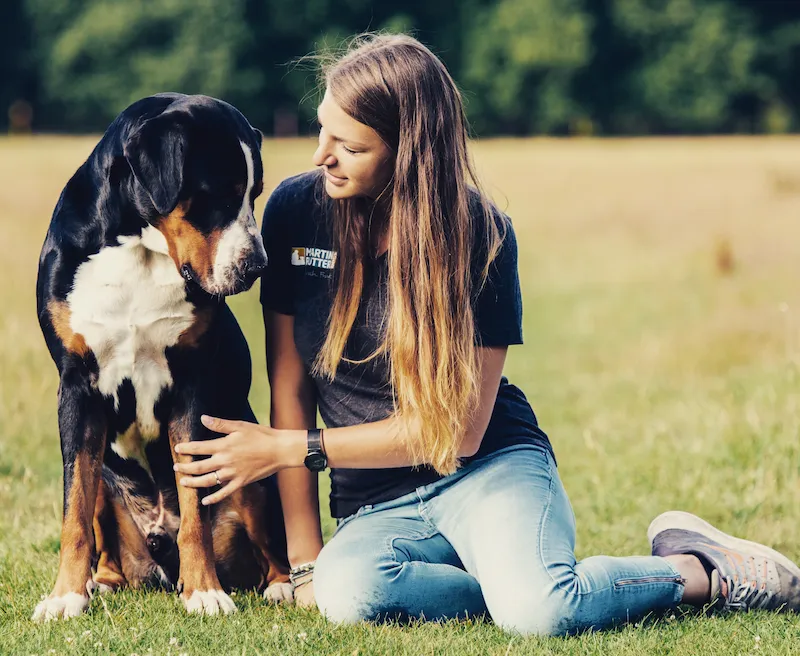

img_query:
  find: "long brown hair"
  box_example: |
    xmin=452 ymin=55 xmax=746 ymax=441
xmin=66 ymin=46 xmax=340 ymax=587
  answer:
xmin=314 ymin=34 xmax=505 ymax=474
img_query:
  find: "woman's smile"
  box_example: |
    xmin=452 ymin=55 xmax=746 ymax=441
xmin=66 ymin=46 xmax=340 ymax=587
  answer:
xmin=323 ymin=168 xmax=348 ymax=186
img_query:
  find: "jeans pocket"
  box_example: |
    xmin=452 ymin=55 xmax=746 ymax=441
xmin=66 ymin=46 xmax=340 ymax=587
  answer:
xmin=333 ymin=504 xmax=373 ymax=536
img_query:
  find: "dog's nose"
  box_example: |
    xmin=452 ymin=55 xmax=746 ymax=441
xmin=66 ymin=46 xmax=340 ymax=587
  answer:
xmin=247 ymin=246 xmax=268 ymax=274
xmin=146 ymin=532 xmax=169 ymax=556
xmin=244 ymin=259 xmax=267 ymax=277
xmin=240 ymin=255 xmax=267 ymax=287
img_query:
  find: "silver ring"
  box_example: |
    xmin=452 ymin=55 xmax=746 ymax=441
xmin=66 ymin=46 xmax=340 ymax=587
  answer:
xmin=214 ymin=471 xmax=221 ymax=486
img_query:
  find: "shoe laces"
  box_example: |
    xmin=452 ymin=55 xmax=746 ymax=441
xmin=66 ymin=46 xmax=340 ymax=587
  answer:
xmin=723 ymin=574 xmax=774 ymax=610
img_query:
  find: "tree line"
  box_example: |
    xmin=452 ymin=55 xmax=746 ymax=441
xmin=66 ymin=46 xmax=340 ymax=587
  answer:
xmin=2 ymin=0 xmax=799 ymax=136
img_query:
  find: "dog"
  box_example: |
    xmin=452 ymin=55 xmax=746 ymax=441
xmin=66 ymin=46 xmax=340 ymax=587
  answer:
xmin=33 ymin=93 xmax=291 ymax=621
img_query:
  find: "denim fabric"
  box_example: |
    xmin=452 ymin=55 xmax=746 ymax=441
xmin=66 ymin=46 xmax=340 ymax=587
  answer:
xmin=313 ymin=444 xmax=685 ymax=636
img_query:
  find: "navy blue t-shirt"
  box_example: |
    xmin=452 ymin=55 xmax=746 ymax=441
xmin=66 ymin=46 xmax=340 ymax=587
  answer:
xmin=260 ymin=170 xmax=552 ymax=518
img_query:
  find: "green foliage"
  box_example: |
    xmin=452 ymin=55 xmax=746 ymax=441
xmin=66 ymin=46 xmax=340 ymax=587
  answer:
xmin=611 ymin=0 xmax=761 ymax=133
xmin=27 ymin=0 xmax=259 ymax=130
xmin=4 ymin=0 xmax=800 ymax=134
xmin=463 ymin=0 xmax=593 ymax=134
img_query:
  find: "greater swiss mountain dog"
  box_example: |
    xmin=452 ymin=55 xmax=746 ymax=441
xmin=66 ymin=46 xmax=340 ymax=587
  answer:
xmin=34 ymin=93 xmax=291 ymax=620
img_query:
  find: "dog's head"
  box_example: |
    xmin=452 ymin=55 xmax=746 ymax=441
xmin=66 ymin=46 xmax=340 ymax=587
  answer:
xmin=124 ymin=94 xmax=267 ymax=296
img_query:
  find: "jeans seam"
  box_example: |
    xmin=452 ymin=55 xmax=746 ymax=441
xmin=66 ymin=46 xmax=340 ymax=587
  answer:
xmin=416 ymin=492 xmax=439 ymax=533
xmin=536 ymin=452 xmax=607 ymax=597
xmin=383 ymin=527 xmax=440 ymax=564
xmin=537 ymin=451 xmax=557 ymax=586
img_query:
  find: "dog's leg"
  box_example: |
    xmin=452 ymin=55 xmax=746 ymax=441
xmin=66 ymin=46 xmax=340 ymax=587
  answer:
xmin=168 ymin=413 xmax=236 ymax=615
xmin=91 ymin=477 xmax=127 ymax=593
xmin=233 ymin=484 xmax=293 ymax=603
xmin=211 ymin=507 xmax=261 ymax=591
xmin=33 ymin=372 xmax=107 ymax=621
xmin=212 ymin=487 xmax=292 ymax=602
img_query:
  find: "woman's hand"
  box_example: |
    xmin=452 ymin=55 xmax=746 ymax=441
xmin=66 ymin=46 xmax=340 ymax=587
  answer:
xmin=173 ymin=415 xmax=305 ymax=505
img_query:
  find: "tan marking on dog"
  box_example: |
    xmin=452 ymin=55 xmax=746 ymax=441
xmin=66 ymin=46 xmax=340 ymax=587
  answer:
xmin=51 ymin=453 xmax=102 ymax=598
xmin=48 ymin=300 xmax=90 ymax=357
xmin=229 ymin=486 xmax=290 ymax=588
xmin=92 ymin=479 xmax=127 ymax=591
xmin=156 ymin=202 xmax=223 ymax=287
xmin=168 ymin=415 xmax=227 ymax=605
xmin=177 ymin=305 xmax=215 ymax=348
xmin=211 ymin=508 xmax=263 ymax=590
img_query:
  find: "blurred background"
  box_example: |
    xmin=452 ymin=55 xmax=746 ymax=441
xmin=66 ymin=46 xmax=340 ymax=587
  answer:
xmin=3 ymin=0 xmax=800 ymax=137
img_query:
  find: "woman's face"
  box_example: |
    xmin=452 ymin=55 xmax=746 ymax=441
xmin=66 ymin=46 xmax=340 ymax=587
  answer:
xmin=312 ymin=90 xmax=394 ymax=200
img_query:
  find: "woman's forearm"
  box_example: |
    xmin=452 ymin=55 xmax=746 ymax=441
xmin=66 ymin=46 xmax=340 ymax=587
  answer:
xmin=271 ymin=394 xmax=324 ymax=565
xmin=278 ymin=416 xmax=478 ymax=471
xmin=278 ymin=348 xmax=508 ymax=471
xmin=276 ymin=468 xmax=323 ymax=565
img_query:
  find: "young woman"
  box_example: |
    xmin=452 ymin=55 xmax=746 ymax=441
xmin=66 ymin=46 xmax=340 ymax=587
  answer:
xmin=173 ymin=34 xmax=800 ymax=635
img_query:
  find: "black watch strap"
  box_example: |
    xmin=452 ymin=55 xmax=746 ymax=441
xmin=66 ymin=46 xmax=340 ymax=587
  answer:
xmin=304 ymin=428 xmax=327 ymax=472
xmin=307 ymin=428 xmax=322 ymax=454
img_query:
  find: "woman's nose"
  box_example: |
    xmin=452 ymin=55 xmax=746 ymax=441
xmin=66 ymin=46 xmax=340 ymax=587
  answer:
xmin=312 ymin=138 xmax=336 ymax=168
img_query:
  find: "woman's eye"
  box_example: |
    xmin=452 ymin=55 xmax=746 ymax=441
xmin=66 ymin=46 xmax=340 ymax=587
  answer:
xmin=342 ymin=145 xmax=359 ymax=155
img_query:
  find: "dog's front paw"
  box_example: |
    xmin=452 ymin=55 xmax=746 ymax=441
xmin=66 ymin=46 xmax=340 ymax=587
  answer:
xmin=32 ymin=592 xmax=90 ymax=622
xmin=93 ymin=582 xmax=115 ymax=595
xmin=263 ymin=582 xmax=293 ymax=604
xmin=93 ymin=566 xmax=126 ymax=594
xmin=181 ymin=589 xmax=237 ymax=615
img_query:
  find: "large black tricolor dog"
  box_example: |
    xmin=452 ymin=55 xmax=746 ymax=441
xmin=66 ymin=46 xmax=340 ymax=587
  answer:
xmin=34 ymin=93 xmax=291 ymax=620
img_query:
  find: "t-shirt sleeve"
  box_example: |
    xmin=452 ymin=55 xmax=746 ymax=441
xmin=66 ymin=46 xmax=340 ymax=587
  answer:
xmin=473 ymin=216 xmax=524 ymax=347
xmin=259 ymin=183 xmax=295 ymax=315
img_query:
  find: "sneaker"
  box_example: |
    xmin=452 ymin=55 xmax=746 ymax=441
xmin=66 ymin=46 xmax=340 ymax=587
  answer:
xmin=648 ymin=510 xmax=800 ymax=612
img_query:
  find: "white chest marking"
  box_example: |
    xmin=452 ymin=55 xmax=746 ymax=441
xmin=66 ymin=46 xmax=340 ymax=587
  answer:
xmin=110 ymin=423 xmax=152 ymax=473
xmin=67 ymin=227 xmax=193 ymax=439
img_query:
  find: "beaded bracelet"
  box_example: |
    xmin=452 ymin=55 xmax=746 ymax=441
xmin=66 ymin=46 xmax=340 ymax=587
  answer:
xmin=289 ymin=561 xmax=316 ymax=588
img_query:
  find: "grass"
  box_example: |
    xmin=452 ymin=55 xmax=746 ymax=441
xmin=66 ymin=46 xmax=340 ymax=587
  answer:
xmin=1 ymin=135 xmax=800 ymax=654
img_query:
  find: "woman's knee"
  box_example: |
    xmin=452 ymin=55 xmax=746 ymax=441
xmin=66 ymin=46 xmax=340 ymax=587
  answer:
xmin=313 ymin=546 xmax=399 ymax=624
xmin=487 ymin=587 xmax=578 ymax=637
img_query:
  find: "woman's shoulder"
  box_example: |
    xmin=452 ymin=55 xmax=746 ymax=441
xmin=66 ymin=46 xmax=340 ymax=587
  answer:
xmin=467 ymin=187 xmax=515 ymax=243
xmin=262 ymin=170 xmax=326 ymax=234
xmin=268 ymin=169 xmax=325 ymax=210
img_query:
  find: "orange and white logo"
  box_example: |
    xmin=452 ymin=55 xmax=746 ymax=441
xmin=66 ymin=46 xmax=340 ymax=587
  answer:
xmin=292 ymin=246 xmax=336 ymax=270
xmin=291 ymin=247 xmax=306 ymax=266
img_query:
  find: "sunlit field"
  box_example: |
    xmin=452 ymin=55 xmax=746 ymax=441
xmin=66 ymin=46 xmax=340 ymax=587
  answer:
xmin=2 ymin=135 xmax=800 ymax=654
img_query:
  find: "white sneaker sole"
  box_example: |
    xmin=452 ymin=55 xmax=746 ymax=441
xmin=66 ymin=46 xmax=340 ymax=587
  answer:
xmin=648 ymin=510 xmax=800 ymax=578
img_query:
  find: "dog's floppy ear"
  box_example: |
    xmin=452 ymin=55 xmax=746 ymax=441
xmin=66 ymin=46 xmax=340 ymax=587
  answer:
xmin=124 ymin=114 xmax=187 ymax=215
xmin=252 ymin=126 xmax=263 ymax=151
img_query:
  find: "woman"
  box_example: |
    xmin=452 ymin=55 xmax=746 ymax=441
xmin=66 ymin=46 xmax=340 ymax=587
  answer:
xmin=173 ymin=34 xmax=800 ymax=635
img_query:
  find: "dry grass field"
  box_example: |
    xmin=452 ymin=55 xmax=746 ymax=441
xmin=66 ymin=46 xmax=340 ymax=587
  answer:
xmin=1 ymin=135 xmax=800 ymax=654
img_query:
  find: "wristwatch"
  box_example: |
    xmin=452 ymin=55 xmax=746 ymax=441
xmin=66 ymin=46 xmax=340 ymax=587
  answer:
xmin=303 ymin=428 xmax=327 ymax=472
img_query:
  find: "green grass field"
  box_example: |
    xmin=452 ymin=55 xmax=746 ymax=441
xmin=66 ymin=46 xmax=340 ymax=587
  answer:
xmin=2 ymin=135 xmax=800 ymax=654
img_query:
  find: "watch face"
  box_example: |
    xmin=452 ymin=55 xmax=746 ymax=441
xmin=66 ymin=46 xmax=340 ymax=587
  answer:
xmin=304 ymin=452 xmax=327 ymax=471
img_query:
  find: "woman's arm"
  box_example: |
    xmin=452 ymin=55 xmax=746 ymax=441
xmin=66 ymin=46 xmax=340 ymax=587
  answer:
xmin=264 ymin=310 xmax=324 ymax=567
xmin=313 ymin=345 xmax=507 ymax=467
xmin=174 ymin=346 xmax=508 ymax=497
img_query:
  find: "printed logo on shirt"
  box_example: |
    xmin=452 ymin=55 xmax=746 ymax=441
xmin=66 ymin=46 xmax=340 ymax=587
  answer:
xmin=292 ymin=246 xmax=337 ymax=270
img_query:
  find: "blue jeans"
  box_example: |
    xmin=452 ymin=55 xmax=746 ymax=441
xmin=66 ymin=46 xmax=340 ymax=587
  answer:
xmin=314 ymin=444 xmax=685 ymax=636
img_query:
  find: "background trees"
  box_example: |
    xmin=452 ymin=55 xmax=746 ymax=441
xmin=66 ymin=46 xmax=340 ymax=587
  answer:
xmin=4 ymin=0 xmax=799 ymax=135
